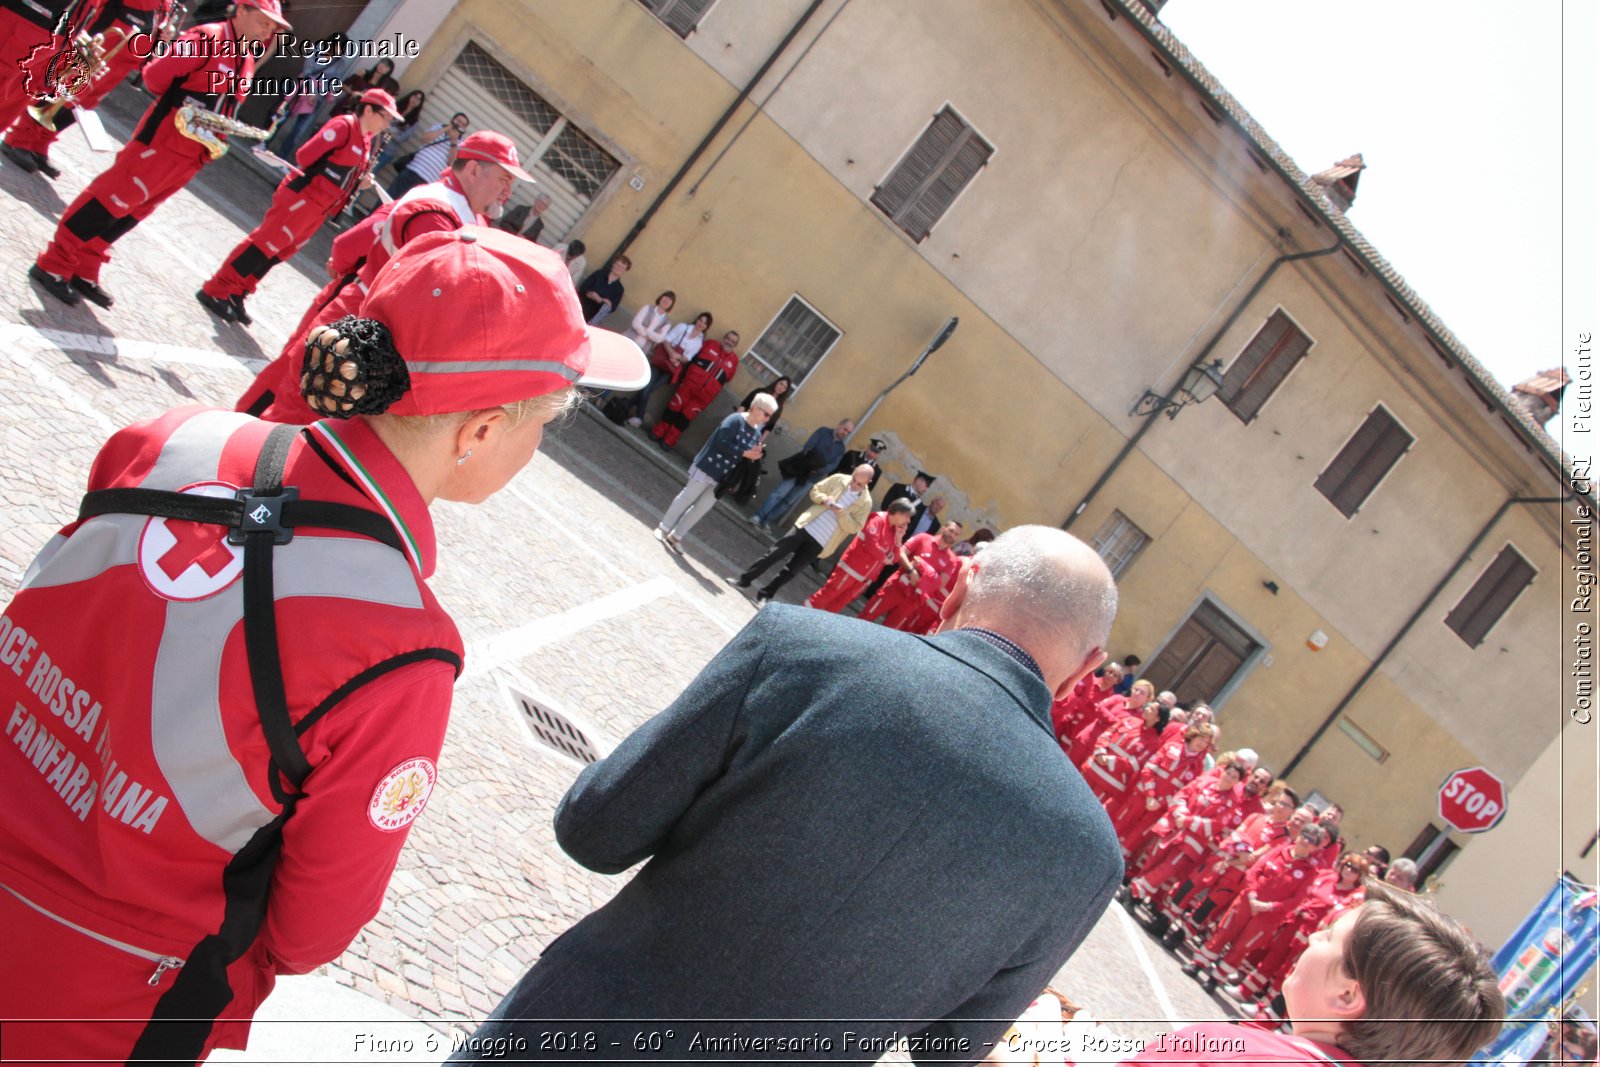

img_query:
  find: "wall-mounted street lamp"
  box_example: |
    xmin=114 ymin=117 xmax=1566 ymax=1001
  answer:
xmin=1131 ymin=359 xmax=1227 ymax=419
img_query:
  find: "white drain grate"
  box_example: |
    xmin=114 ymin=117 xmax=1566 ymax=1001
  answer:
xmin=507 ymin=686 xmax=602 ymax=765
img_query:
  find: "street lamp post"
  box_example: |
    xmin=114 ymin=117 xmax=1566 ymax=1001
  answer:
xmin=849 ymin=317 xmax=959 ymax=444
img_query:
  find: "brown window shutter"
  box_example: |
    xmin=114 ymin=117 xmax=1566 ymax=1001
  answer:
xmin=872 ymin=107 xmax=990 ymax=241
xmin=1221 ymin=312 xmax=1312 ymax=423
xmin=1445 ymin=546 xmax=1535 ymax=648
xmin=1316 ymin=407 xmax=1414 ymax=517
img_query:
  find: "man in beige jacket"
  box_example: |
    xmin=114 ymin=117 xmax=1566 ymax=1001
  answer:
xmin=727 ymin=464 xmax=876 ymax=604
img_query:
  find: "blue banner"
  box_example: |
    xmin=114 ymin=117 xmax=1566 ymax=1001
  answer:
xmin=1472 ymin=875 xmax=1599 ymax=1065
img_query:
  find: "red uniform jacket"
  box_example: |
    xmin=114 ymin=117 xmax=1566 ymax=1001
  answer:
xmin=1241 ymin=847 xmax=1323 ymax=920
xmin=134 ymin=20 xmax=256 ymax=162
xmin=671 ymin=339 xmax=739 ymax=418
xmin=1083 ymin=717 xmax=1164 ymax=796
xmin=286 ymin=113 xmax=373 ymax=214
xmin=835 ymin=511 xmax=904 ymax=586
xmin=0 ymin=411 xmax=463 ymax=1059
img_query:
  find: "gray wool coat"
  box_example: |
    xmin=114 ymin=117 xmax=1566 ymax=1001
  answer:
xmin=460 ymin=605 xmax=1123 ymax=1065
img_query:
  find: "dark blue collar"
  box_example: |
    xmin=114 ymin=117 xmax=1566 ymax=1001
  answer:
xmin=958 ymin=628 xmax=1043 ymax=682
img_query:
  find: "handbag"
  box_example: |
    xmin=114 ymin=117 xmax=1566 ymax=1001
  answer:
xmin=649 ymin=342 xmax=682 ymax=374
xmin=777 ymin=447 xmax=820 ymax=480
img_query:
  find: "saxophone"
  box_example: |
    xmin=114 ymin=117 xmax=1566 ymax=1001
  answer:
xmin=174 ymin=102 xmax=275 ymax=161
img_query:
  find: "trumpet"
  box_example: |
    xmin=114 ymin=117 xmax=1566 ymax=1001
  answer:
xmin=174 ymin=103 xmax=276 ymax=161
xmin=28 ymin=27 xmax=131 ymax=132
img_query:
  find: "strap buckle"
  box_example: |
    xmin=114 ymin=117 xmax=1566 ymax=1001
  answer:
xmin=229 ymin=487 xmax=299 ymax=545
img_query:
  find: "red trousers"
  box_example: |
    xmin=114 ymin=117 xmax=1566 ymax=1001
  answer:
xmin=239 ymin=277 xmax=365 ymax=422
xmin=1135 ymin=839 xmax=1205 ymax=899
xmin=860 ymin=577 xmax=922 ymax=630
xmin=1111 ymin=794 xmax=1169 ymax=858
xmin=0 ymin=13 xmax=55 ymax=137
xmin=38 ymin=136 xmax=207 ymax=283
xmin=807 ymin=563 xmax=879 ymax=613
xmin=204 ymin=183 xmax=341 ymax=300
xmin=5 ymin=43 xmax=143 ymax=155
xmin=1198 ymin=898 xmax=1281 ymax=971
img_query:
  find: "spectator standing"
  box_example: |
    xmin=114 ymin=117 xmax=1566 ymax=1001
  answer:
xmin=386 ymin=112 xmax=470 ymax=201
xmin=652 ymin=329 xmax=742 ymax=449
xmin=750 ymin=418 xmax=854 ymax=531
xmin=653 ymin=395 xmax=774 ymax=552
xmin=1114 ymin=655 xmax=1142 ymax=696
xmin=833 ymin=436 xmax=888 ymax=492
xmin=716 ymin=377 xmax=794 ymax=504
xmin=578 ymin=256 xmax=631 ymax=325
xmin=558 ymin=239 xmax=587 ymax=283
xmin=497 ymin=192 xmax=554 ymax=243
xmin=727 ymin=463 xmax=876 ymax=604
xmin=452 ymin=527 xmax=1123 ymax=1061
xmin=629 ymin=310 xmax=708 ymax=426
xmin=333 ymin=58 xmax=400 ymax=112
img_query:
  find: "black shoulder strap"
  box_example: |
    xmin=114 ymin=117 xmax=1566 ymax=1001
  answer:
xmin=75 ymin=425 xmax=413 ymax=800
xmin=241 ymin=425 xmax=310 ymax=799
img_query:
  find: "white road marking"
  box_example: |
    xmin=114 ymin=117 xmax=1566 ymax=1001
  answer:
xmin=1 ymin=324 xmax=262 ymax=374
xmin=460 ymin=577 xmax=677 ymax=682
xmin=1113 ymin=902 xmax=1184 ymax=1028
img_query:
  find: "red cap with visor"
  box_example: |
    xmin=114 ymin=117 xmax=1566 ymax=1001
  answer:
xmin=236 ymin=0 xmax=291 ymax=29
xmin=357 ymin=227 xmax=649 ymax=416
xmin=452 ymin=131 xmax=534 ymax=182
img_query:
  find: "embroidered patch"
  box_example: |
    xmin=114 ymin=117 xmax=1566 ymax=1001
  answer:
xmin=368 ymin=757 xmax=437 ymax=832
xmin=323 ymin=128 xmax=336 ymax=140
xmin=136 ymin=482 xmax=244 ymax=601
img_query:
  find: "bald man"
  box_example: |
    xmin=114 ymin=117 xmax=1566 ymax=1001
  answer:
xmin=727 ymin=462 xmax=877 ymax=605
xmin=458 ymin=527 xmax=1124 ymax=1062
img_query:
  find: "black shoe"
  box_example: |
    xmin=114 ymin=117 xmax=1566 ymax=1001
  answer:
xmin=29 ymin=263 xmax=80 ymax=305
xmin=71 ymin=277 xmax=114 ymax=308
xmin=1160 ymin=926 xmax=1187 ymax=950
xmin=2 ymin=142 xmax=39 ymax=173
xmin=196 ymin=289 xmax=235 ymax=322
xmin=1181 ymin=961 xmax=1204 ymax=978
xmin=723 ymin=575 xmax=749 ymax=589
xmin=229 ymin=295 xmax=252 ymax=325
xmin=754 ymin=592 xmax=772 ymax=606
xmin=32 ymin=151 xmax=60 ymax=179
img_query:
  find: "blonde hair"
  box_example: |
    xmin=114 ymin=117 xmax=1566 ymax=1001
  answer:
xmin=372 ymin=386 xmax=582 ymax=440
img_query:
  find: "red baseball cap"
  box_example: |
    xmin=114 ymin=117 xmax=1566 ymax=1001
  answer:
xmin=360 ymin=227 xmax=649 ymax=415
xmin=359 ymin=88 xmax=404 ymax=121
xmin=236 ymin=0 xmax=291 ymax=29
xmin=452 ymin=131 xmax=534 ymax=182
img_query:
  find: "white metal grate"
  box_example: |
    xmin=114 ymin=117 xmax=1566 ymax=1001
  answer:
xmin=508 ymin=686 xmax=602 ymax=765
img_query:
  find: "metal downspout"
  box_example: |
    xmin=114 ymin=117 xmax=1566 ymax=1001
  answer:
xmin=605 ymin=0 xmax=827 ymax=266
xmin=1280 ymin=494 xmax=1572 ymax=779
xmin=1062 ymin=236 xmax=1344 ymax=531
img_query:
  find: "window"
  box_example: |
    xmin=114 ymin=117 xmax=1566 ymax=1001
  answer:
xmin=1445 ymin=545 xmax=1536 ymax=648
xmin=1315 ymin=406 xmax=1414 ymax=517
xmin=1403 ymin=823 xmax=1461 ymax=882
xmin=871 ymin=106 xmax=993 ymax=243
xmin=1145 ymin=600 xmax=1262 ymax=707
xmin=637 ymin=0 xmax=715 ymax=37
xmin=1219 ymin=310 xmax=1312 ymax=423
xmin=1090 ymin=510 xmax=1149 ymax=578
xmin=747 ymin=297 xmax=841 ymax=386
xmin=436 ymin=44 xmax=622 ymax=242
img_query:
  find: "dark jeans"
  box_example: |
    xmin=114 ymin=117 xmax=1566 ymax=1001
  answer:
xmin=739 ymin=527 xmax=824 ymax=598
xmin=387 ymin=168 xmax=427 ymax=201
xmin=631 ymin=365 xmax=674 ymax=421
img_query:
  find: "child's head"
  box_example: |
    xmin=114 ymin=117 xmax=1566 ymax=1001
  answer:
xmin=1283 ymin=880 xmax=1503 ymax=1066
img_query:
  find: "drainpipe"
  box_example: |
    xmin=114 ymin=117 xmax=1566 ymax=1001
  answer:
xmin=1062 ymin=235 xmax=1344 ymax=531
xmin=1280 ymin=494 xmax=1572 ymax=779
xmin=606 ymin=0 xmax=827 ymax=266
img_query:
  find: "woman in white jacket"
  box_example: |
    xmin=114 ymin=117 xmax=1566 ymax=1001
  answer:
xmin=629 ymin=310 xmax=711 ymax=427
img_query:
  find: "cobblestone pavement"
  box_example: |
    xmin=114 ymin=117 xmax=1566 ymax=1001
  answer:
xmin=1 ymin=83 xmax=1226 ymax=1059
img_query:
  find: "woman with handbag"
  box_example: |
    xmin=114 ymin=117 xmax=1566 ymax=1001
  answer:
xmin=629 ymin=309 xmax=710 ymax=427
xmin=716 ymin=376 xmax=793 ymax=504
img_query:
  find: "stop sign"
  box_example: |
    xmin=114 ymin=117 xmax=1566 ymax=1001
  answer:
xmin=1438 ymin=767 xmax=1507 ymax=834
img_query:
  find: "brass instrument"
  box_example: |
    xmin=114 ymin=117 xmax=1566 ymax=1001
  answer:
xmin=27 ymin=27 xmax=130 ymax=131
xmin=174 ymin=103 xmax=275 ymax=161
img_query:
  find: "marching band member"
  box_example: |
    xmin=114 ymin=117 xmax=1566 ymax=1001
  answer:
xmin=1 ymin=0 xmax=175 ymax=179
xmin=28 ymin=0 xmax=289 ymax=309
xmin=0 ymin=0 xmax=95 ymax=138
xmin=196 ymin=87 xmax=402 ymax=325
xmin=0 ymin=228 xmax=649 ymax=1064
xmin=236 ymin=129 xmax=534 ymax=423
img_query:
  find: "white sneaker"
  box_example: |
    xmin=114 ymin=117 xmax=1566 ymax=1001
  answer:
xmin=626 ymin=416 xmax=643 ymax=427
xmin=652 ymin=528 xmax=669 ymax=544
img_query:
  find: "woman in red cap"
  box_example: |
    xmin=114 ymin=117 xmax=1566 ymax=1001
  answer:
xmin=197 ymin=88 xmax=404 ymax=325
xmin=0 ymin=228 xmax=647 ymax=1064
